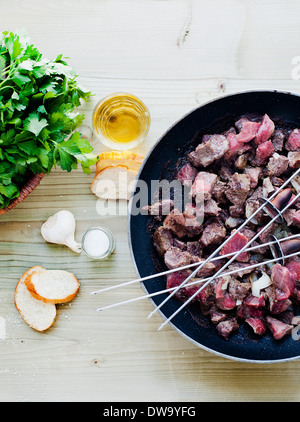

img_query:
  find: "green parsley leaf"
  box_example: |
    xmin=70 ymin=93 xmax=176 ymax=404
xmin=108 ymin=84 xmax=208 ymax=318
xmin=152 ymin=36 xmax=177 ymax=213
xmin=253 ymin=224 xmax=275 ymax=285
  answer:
xmin=23 ymin=113 xmax=48 ymax=137
xmin=0 ymin=31 xmax=97 ymax=208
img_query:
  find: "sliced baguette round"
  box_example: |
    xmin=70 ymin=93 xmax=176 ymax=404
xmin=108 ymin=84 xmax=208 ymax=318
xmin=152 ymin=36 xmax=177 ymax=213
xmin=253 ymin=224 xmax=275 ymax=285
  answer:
xmin=96 ymin=151 xmax=144 ymax=174
xmin=91 ymin=165 xmax=137 ymax=200
xmin=25 ymin=269 xmax=80 ymax=304
xmin=15 ymin=266 xmax=56 ymax=332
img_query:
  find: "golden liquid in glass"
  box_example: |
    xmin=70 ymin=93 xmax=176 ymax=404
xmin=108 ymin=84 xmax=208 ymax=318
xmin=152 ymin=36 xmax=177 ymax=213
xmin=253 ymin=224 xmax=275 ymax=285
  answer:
xmin=93 ymin=93 xmax=150 ymax=147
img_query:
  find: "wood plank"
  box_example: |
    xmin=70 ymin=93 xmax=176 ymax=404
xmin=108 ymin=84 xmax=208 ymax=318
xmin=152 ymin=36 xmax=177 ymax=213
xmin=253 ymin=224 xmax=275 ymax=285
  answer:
xmin=1 ymin=0 xmax=300 ymax=403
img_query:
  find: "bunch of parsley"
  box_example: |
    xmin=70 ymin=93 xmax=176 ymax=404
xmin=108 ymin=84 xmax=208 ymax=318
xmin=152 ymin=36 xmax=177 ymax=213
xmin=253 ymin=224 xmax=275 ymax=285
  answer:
xmin=0 ymin=31 xmax=97 ymax=208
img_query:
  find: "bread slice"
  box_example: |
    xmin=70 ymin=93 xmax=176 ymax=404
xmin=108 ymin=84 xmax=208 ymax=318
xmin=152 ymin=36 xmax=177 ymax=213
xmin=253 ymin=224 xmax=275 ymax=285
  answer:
xmin=25 ymin=269 xmax=80 ymax=304
xmin=96 ymin=151 xmax=144 ymax=174
xmin=15 ymin=266 xmax=56 ymax=332
xmin=91 ymin=165 xmax=137 ymax=200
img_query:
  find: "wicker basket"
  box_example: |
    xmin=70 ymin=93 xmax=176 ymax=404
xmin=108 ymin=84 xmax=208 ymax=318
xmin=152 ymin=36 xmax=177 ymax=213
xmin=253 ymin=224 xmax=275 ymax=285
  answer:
xmin=0 ymin=173 xmax=45 ymax=215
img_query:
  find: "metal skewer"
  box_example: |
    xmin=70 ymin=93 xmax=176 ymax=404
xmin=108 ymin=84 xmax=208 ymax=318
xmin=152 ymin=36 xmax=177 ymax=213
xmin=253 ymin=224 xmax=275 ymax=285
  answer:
xmin=90 ymin=233 xmax=300 ymax=295
xmin=147 ymin=177 xmax=297 ymax=321
xmin=95 ymin=248 xmax=300 ymax=313
xmin=157 ymin=188 xmax=300 ymax=331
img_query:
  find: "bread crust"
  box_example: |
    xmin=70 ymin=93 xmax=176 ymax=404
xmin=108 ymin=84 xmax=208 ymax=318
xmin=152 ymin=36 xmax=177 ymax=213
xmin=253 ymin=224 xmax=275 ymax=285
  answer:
xmin=14 ymin=266 xmax=56 ymax=332
xmin=96 ymin=150 xmax=144 ymax=174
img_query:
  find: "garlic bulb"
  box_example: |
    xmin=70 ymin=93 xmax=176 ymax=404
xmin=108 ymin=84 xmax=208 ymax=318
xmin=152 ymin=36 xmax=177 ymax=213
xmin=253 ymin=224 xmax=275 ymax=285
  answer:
xmin=41 ymin=210 xmax=82 ymax=253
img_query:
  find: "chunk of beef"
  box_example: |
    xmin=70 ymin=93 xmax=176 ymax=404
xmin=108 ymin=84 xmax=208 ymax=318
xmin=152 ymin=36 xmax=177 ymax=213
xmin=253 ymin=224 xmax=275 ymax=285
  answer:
xmin=176 ymin=163 xmax=198 ymax=186
xmin=228 ymin=278 xmax=251 ymax=301
xmin=219 ymin=230 xmax=250 ymax=262
xmin=255 ymin=114 xmax=275 ymax=144
xmin=245 ymin=198 xmax=266 ymax=225
xmin=286 ymin=259 xmax=300 ymax=282
xmin=172 ymin=238 xmax=186 ymax=250
xmin=266 ymin=316 xmax=293 ymax=340
xmin=240 ymin=227 xmax=256 ymax=241
xmin=190 ymin=171 xmax=218 ymax=202
xmin=263 ymin=177 xmax=275 ymax=197
xmin=214 ymin=277 xmax=228 ymax=299
xmin=163 ymin=209 xmax=203 ymax=239
xmin=283 ymin=209 xmax=300 ymax=228
xmin=266 ymin=286 xmax=292 ymax=314
xmin=191 ymin=280 xmax=216 ymax=307
xmin=184 ymin=202 xmax=204 ymax=219
xmin=186 ymin=240 xmax=202 ymax=256
xmin=258 ymin=221 xmax=278 ymax=244
xmin=235 ymin=117 xmax=260 ymax=143
xmin=267 ymin=153 xmax=289 ymax=176
xmin=286 ymin=129 xmax=300 ymax=151
xmin=235 ymin=153 xmax=249 ymax=170
xmin=163 ymin=210 xmax=190 ymax=239
xmin=229 ymin=203 xmax=244 ymax=218
xmin=244 ymin=166 xmax=261 ymax=188
xmin=283 ymin=208 xmax=298 ymax=226
xmin=288 ymin=151 xmax=300 ymax=169
xmin=200 ymin=220 xmax=226 ymax=247
xmin=225 ymin=173 xmax=251 ymax=204
xmin=182 ymin=209 xmax=205 ymax=237
xmin=225 ymin=131 xmax=253 ymax=159
xmin=271 ymin=264 xmax=295 ymax=300
xmin=212 ymin=179 xmax=227 ymax=204
xmin=272 ymin=129 xmax=285 ymax=151
xmin=224 ymin=132 xmax=241 ymax=159
xmin=184 ymin=202 xmax=204 ymax=223
xmin=225 ymin=216 xmax=244 ymax=229
xmin=270 ymin=176 xmax=285 ymax=187
xmin=216 ymin=292 xmax=237 ymax=310
xmin=144 ymin=199 xmax=174 ymax=220
xmin=279 ymin=310 xmax=295 ymax=325
xmin=188 ymin=134 xmax=229 ymax=167
xmin=248 ymin=185 xmax=264 ymax=201
xmin=169 ymin=274 xmax=215 ymax=310
xmin=207 ymin=134 xmax=230 ymax=159
xmin=194 ymin=258 xmax=220 ymax=278
xmin=250 ymin=240 xmax=268 ymax=255
xmin=153 ymin=226 xmax=173 ymax=256
xmin=292 ymin=281 xmax=300 ymax=305
xmin=237 ymin=303 xmax=265 ymax=319
xmin=164 ymin=247 xmax=193 ymax=270
xmin=234 ymin=117 xmax=247 ymax=131
xmin=210 ymin=306 xmax=227 ymax=324
xmin=204 ymin=198 xmax=221 ymax=216
xmin=219 ymin=163 xmax=234 ymax=183
xmin=223 ymin=126 xmax=237 ymax=136
xmin=244 ymin=293 xmax=265 ymax=308
xmin=252 ymin=140 xmax=274 ymax=165
xmin=244 ymin=186 xmax=266 ymax=224
xmin=245 ymin=318 xmax=267 ymax=335
xmin=166 ymin=270 xmax=192 ymax=302
xmin=216 ymin=318 xmax=239 ymax=338
xmin=227 ymin=262 xmax=257 ymax=278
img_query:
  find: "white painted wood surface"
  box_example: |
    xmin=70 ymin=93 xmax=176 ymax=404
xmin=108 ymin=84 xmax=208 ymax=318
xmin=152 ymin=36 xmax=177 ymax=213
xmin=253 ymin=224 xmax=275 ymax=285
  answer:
xmin=1 ymin=0 xmax=300 ymax=402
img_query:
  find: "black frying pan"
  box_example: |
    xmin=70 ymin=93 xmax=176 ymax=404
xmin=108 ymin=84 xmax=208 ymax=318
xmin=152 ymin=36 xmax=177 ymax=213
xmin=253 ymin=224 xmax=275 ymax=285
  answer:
xmin=128 ymin=90 xmax=300 ymax=363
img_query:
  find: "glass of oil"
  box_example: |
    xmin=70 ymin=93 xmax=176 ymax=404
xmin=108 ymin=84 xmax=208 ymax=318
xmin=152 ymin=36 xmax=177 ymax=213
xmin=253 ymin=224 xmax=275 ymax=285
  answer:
xmin=92 ymin=93 xmax=150 ymax=150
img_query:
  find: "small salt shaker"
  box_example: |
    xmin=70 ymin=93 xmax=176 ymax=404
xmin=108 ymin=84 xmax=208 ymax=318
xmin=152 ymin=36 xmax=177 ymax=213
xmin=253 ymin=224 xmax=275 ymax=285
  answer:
xmin=82 ymin=227 xmax=115 ymax=260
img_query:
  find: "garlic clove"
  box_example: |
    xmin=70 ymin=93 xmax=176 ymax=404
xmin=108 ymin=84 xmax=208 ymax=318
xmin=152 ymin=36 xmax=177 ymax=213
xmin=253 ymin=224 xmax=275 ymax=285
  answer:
xmin=64 ymin=239 xmax=82 ymax=254
xmin=41 ymin=210 xmax=82 ymax=254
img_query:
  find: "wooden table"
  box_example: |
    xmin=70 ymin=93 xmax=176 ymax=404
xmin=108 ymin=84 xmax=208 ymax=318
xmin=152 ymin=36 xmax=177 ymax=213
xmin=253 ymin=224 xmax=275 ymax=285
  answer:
xmin=1 ymin=0 xmax=300 ymax=403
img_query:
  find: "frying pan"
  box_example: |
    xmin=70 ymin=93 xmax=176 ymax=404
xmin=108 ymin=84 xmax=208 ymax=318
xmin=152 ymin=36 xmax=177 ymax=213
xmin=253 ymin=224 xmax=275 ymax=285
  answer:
xmin=128 ymin=90 xmax=300 ymax=363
